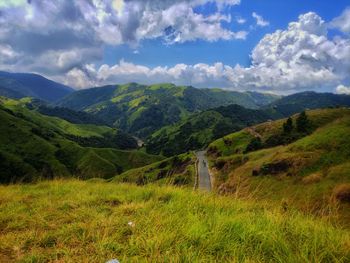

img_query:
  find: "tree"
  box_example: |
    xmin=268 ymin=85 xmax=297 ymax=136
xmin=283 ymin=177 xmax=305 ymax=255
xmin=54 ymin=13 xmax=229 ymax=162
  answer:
xmin=296 ymin=111 xmax=309 ymax=133
xmin=283 ymin=117 xmax=294 ymax=134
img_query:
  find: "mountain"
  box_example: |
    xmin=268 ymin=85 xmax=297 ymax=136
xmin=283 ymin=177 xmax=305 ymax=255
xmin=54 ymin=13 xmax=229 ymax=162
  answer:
xmin=265 ymin=91 xmax=350 ymax=116
xmin=0 ymin=71 xmax=73 ymax=102
xmin=0 ymin=97 xmax=162 ymax=183
xmin=146 ymin=104 xmax=275 ymax=156
xmin=57 ymin=83 xmax=278 ymax=138
xmin=207 ymin=108 xmax=350 ymax=224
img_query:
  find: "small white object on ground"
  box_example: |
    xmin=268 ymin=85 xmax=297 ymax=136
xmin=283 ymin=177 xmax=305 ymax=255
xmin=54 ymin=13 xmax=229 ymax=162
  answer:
xmin=106 ymin=259 xmax=120 ymax=263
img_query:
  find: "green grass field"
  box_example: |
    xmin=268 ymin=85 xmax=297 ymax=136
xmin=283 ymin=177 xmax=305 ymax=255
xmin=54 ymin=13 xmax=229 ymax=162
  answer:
xmin=0 ymin=180 xmax=349 ymax=262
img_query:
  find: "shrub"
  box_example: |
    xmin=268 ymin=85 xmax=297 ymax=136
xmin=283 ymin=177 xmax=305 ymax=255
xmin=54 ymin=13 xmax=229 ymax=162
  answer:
xmin=296 ymin=111 xmax=310 ymax=133
xmin=333 ymin=184 xmax=350 ymax=203
xmin=244 ymin=137 xmax=262 ymax=153
xmin=283 ymin=117 xmax=294 ymax=134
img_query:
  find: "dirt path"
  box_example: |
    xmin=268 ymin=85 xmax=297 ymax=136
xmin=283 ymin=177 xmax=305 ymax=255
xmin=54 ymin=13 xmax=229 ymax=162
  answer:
xmin=245 ymin=127 xmax=262 ymax=139
xmin=195 ymin=151 xmax=211 ymax=191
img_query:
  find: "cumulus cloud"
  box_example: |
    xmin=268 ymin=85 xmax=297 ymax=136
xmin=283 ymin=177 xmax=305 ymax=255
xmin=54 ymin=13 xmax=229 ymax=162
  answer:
xmin=1 ymin=2 xmax=350 ymax=94
xmin=252 ymin=12 xmax=269 ymax=27
xmin=0 ymin=0 xmax=248 ymax=77
xmin=61 ymin=60 xmax=234 ymax=89
xmin=62 ymin=11 xmax=350 ymax=94
xmin=336 ymin=85 xmax=350 ymax=95
xmin=330 ymin=7 xmax=350 ymax=34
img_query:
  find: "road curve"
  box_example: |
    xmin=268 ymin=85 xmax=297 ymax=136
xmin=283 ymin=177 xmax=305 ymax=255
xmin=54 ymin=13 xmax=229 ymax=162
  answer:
xmin=195 ymin=151 xmax=211 ymax=191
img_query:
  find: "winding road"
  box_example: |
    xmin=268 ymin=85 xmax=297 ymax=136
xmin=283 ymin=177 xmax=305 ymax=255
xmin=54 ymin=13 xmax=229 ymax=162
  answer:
xmin=195 ymin=151 xmax=211 ymax=191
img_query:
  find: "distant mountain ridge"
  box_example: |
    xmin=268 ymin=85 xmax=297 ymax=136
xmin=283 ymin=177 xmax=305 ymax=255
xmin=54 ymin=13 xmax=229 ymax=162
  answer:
xmin=57 ymin=83 xmax=278 ymax=138
xmin=0 ymin=71 xmax=73 ymax=102
xmin=144 ymin=91 xmax=350 ymax=156
xmin=265 ymin=91 xmax=350 ymax=116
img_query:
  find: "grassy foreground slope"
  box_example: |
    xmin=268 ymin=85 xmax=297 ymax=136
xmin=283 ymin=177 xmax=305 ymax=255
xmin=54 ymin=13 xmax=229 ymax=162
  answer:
xmin=0 ymin=180 xmax=349 ymax=262
xmin=207 ymin=108 xmax=350 ymax=224
xmin=0 ymin=98 xmax=161 ymax=182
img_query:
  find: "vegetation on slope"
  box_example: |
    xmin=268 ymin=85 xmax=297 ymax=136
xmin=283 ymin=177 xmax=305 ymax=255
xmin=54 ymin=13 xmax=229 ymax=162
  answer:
xmin=146 ymin=104 xmax=274 ymax=156
xmin=113 ymin=152 xmax=196 ymax=186
xmin=0 ymin=180 xmax=349 ymax=262
xmin=57 ymin=83 xmax=278 ymax=138
xmin=0 ymin=71 xmax=73 ymax=102
xmin=265 ymin=91 xmax=350 ymax=116
xmin=37 ymin=104 xmax=108 ymax=126
xmin=207 ymin=108 xmax=350 ymax=225
xmin=0 ymin=98 xmax=162 ymax=183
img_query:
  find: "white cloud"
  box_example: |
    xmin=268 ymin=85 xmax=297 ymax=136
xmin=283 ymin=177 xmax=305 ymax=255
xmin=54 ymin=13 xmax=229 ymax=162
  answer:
xmin=330 ymin=7 xmax=350 ymax=34
xmin=235 ymin=16 xmax=246 ymax=24
xmin=252 ymin=12 xmax=269 ymax=27
xmin=0 ymin=0 xmax=247 ymax=76
xmin=62 ymin=11 xmax=350 ymax=94
xmin=1 ymin=3 xmax=350 ymax=95
xmin=336 ymin=85 xmax=350 ymax=95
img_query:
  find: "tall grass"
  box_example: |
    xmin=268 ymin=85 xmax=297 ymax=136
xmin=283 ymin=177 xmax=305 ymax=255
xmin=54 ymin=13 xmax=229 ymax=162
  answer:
xmin=0 ymin=180 xmax=349 ymax=262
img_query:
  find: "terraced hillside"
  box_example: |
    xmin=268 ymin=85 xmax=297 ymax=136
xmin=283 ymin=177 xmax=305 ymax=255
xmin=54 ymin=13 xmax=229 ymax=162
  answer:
xmin=207 ymin=108 xmax=350 ymax=225
xmin=0 ymin=97 xmax=162 ymax=183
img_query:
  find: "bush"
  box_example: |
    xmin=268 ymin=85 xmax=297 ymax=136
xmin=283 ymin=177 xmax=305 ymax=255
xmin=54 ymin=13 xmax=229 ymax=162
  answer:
xmin=296 ymin=111 xmax=310 ymax=133
xmin=283 ymin=117 xmax=294 ymax=134
xmin=244 ymin=137 xmax=262 ymax=153
xmin=333 ymin=184 xmax=350 ymax=202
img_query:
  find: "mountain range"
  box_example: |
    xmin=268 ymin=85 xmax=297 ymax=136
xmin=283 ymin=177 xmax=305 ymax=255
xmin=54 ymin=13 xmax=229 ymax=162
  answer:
xmin=56 ymin=82 xmax=279 ymax=138
xmin=0 ymin=71 xmax=73 ymax=102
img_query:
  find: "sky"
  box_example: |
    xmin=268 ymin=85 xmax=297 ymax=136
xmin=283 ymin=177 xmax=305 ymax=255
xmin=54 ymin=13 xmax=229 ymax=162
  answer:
xmin=0 ymin=0 xmax=350 ymax=94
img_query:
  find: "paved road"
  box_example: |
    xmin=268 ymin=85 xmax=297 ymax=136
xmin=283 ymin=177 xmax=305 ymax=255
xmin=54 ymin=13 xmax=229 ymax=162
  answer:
xmin=195 ymin=151 xmax=211 ymax=191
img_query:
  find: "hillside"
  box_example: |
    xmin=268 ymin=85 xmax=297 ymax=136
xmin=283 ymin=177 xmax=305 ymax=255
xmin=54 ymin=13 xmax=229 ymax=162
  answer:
xmin=0 ymin=71 xmax=73 ymax=102
xmin=0 ymin=180 xmax=349 ymax=262
xmin=0 ymin=97 xmax=162 ymax=183
xmin=207 ymin=108 xmax=350 ymax=224
xmin=57 ymin=83 xmax=278 ymax=138
xmin=265 ymin=91 xmax=350 ymax=116
xmin=113 ymin=152 xmax=196 ymax=186
xmin=146 ymin=104 xmax=274 ymax=156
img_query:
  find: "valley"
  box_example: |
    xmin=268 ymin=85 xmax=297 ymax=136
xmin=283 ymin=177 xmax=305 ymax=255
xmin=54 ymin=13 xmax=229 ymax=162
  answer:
xmin=2 ymin=1 xmax=350 ymax=261
xmin=0 ymin=73 xmax=350 ymax=262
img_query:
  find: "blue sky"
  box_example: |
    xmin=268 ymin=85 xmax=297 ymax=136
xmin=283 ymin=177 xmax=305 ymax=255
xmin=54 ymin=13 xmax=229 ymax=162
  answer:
xmin=0 ymin=0 xmax=350 ymax=94
xmin=103 ymin=0 xmax=350 ymax=68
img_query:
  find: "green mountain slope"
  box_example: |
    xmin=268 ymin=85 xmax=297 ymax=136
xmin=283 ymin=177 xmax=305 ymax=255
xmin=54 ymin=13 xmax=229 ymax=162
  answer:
xmin=57 ymin=83 xmax=278 ymax=138
xmin=265 ymin=91 xmax=350 ymax=116
xmin=0 ymin=97 xmax=162 ymax=183
xmin=113 ymin=152 xmax=196 ymax=186
xmin=146 ymin=104 xmax=275 ymax=156
xmin=207 ymin=108 xmax=350 ymax=224
xmin=0 ymin=71 xmax=73 ymax=102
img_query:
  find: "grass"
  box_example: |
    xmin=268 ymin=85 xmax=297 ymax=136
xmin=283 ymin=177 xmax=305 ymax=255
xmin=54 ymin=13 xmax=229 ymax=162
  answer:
xmin=0 ymin=180 xmax=349 ymax=262
xmin=113 ymin=152 xmax=196 ymax=186
xmin=206 ymin=108 xmax=350 ymax=225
